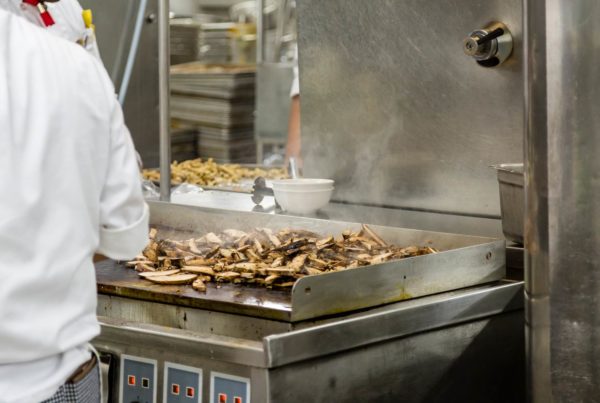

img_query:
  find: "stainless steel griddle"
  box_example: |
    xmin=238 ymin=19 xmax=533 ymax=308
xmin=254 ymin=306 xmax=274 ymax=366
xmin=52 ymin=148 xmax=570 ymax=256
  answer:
xmin=93 ymin=202 xmax=522 ymax=403
xmin=97 ymin=201 xmax=505 ymax=322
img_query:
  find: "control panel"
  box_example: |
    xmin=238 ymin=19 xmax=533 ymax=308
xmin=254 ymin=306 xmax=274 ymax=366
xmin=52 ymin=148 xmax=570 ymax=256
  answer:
xmin=120 ymin=355 xmax=157 ymax=403
xmin=210 ymin=372 xmax=250 ymax=403
xmin=164 ymin=362 xmax=203 ymax=403
xmin=112 ymin=352 xmax=251 ymax=403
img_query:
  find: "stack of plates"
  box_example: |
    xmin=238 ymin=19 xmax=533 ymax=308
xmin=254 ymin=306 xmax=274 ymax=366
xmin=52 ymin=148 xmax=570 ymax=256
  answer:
xmin=170 ymin=63 xmax=257 ymax=163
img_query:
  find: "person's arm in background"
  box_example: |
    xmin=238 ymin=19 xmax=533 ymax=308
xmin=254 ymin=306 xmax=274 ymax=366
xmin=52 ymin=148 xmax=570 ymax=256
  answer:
xmin=286 ymin=63 xmax=302 ymax=164
xmin=286 ymin=95 xmax=301 ymax=162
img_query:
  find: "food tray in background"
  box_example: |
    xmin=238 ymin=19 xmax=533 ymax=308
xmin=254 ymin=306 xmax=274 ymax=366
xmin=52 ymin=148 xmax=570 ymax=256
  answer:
xmin=143 ymin=160 xmax=287 ymax=193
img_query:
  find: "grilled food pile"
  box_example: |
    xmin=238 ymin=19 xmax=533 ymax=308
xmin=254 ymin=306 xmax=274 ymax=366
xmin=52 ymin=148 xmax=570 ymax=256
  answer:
xmin=126 ymin=225 xmax=438 ymax=292
xmin=142 ymin=158 xmax=287 ymax=187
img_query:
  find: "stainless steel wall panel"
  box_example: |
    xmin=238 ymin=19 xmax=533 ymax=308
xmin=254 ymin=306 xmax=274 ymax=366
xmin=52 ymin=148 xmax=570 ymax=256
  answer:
xmin=296 ymin=0 xmax=523 ymax=216
xmin=525 ymin=0 xmax=600 ymax=401
xmin=523 ymin=0 xmax=551 ymax=401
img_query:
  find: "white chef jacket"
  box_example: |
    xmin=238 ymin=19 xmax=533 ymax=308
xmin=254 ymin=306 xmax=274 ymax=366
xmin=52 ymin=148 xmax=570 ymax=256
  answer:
xmin=0 ymin=9 xmax=149 ymax=403
xmin=290 ymin=45 xmax=299 ymax=97
xmin=291 ymin=65 xmax=300 ymax=97
xmin=0 ymin=0 xmax=101 ymax=59
xmin=290 ymin=43 xmax=300 ymax=98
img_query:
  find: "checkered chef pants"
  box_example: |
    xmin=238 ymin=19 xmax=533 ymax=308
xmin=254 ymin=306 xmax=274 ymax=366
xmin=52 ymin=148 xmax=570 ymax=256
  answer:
xmin=41 ymin=361 xmax=100 ymax=403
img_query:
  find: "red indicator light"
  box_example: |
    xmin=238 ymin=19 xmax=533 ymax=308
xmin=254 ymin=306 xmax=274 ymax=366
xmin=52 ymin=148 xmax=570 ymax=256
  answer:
xmin=186 ymin=387 xmax=195 ymax=397
xmin=172 ymin=384 xmax=180 ymax=395
xmin=219 ymin=393 xmax=227 ymax=403
xmin=127 ymin=375 xmax=136 ymax=386
xmin=234 ymin=397 xmax=243 ymax=403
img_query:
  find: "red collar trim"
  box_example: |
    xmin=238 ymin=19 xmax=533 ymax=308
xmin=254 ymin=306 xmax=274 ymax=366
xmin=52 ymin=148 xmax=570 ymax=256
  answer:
xmin=22 ymin=0 xmax=55 ymax=27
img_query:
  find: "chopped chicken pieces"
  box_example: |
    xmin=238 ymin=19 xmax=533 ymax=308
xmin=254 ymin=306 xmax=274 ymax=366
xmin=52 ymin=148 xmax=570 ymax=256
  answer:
xmin=142 ymin=158 xmax=287 ymax=187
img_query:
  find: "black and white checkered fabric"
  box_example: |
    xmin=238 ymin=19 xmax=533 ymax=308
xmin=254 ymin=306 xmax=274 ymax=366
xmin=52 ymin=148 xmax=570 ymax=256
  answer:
xmin=41 ymin=362 xmax=100 ymax=403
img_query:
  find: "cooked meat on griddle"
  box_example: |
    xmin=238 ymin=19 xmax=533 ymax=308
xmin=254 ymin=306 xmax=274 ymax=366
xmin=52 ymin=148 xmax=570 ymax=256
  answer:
xmin=126 ymin=224 xmax=438 ymax=291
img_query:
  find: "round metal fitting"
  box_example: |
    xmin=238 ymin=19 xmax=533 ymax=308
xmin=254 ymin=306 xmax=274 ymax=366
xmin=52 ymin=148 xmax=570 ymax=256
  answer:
xmin=463 ymin=22 xmax=513 ymax=67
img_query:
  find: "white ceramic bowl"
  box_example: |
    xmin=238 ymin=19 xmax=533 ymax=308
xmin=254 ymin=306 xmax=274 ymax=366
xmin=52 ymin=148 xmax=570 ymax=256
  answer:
xmin=273 ymin=187 xmax=334 ymax=214
xmin=271 ymin=178 xmax=335 ymax=191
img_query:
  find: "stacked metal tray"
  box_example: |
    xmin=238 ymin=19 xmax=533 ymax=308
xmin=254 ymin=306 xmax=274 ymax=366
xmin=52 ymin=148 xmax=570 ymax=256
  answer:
xmin=171 ymin=96 xmax=254 ymax=126
xmin=170 ymin=63 xmax=255 ymax=99
xmin=196 ymin=137 xmax=256 ymax=163
xmin=170 ymin=63 xmax=257 ymax=163
xmin=170 ymin=128 xmax=198 ymax=162
xmin=196 ymin=125 xmax=254 ymax=140
xmin=170 ymin=18 xmax=234 ymax=65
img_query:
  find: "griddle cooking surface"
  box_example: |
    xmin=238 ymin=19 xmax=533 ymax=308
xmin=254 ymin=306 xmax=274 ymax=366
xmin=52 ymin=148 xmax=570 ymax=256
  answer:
xmin=95 ymin=260 xmax=292 ymax=321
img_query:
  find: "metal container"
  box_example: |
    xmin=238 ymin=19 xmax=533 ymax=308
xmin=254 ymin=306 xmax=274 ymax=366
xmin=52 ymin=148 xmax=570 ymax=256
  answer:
xmin=493 ymin=163 xmax=524 ymax=244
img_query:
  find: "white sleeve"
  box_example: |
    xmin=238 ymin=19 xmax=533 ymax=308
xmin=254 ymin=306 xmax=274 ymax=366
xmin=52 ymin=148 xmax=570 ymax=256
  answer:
xmin=290 ymin=64 xmax=300 ymax=97
xmin=97 ymin=94 xmax=149 ymax=260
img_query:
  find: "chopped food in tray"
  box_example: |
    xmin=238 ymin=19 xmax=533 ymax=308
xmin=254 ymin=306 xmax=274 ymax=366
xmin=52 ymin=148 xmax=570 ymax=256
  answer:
xmin=125 ymin=225 xmax=438 ymax=292
xmin=142 ymin=158 xmax=287 ymax=187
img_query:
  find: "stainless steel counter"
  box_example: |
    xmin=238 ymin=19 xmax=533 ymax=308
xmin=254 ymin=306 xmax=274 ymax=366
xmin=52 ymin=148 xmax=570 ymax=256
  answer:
xmin=94 ymin=200 xmax=523 ymax=402
xmin=96 ymin=280 xmax=524 ymax=402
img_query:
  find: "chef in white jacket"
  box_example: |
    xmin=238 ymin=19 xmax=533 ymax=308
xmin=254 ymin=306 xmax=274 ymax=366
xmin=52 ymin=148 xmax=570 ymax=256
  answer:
xmin=1 ymin=0 xmax=101 ymax=59
xmin=0 ymin=2 xmax=149 ymax=402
